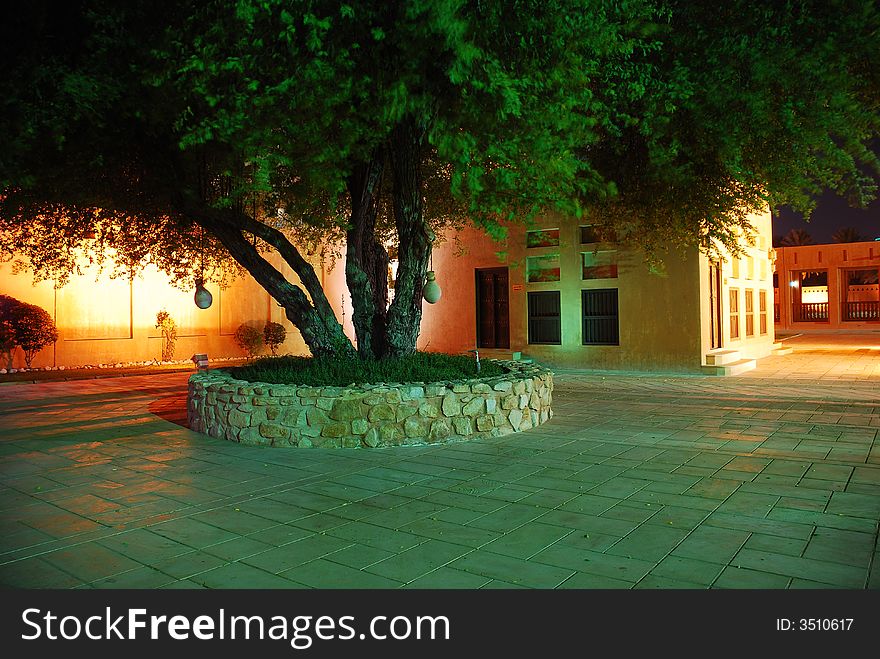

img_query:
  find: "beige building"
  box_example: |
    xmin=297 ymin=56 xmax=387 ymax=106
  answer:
xmin=402 ymin=209 xmax=780 ymax=374
xmin=773 ymin=240 xmax=880 ymax=331
xmin=2 ymin=211 xmax=779 ymax=375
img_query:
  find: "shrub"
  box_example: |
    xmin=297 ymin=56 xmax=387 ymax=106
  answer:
xmin=263 ymin=321 xmax=287 ymax=356
xmin=1 ymin=296 xmax=58 ymax=368
xmin=234 ymin=323 xmax=263 ymax=359
xmin=0 ymin=295 xmax=19 ymax=359
xmin=228 ymin=351 xmax=504 ymax=386
xmin=155 ymin=310 xmax=177 ymax=361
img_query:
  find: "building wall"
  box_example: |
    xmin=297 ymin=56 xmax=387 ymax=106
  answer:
xmin=774 ymin=240 xmax=880 ymax=331
xmin=1 ymin=254 xmax=311 ymax=369
xmin=410 ymin=220 xmax=706 ymax=371
xmin=701 ymin=209 xmax=777 ymax=362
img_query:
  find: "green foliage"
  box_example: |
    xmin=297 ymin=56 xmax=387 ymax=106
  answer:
xmin=228 ymin=351 xmax=503 ymax=386
xmin=263 ymin=321 xmax=287 ymax=356
xmin=234 ymin=323 xmax=264 ymax=359
xmin=155 ymin=310 xmax=177 ymax=361
xmin=1 ymin=0 xmax=878 ymax=357
xmin=0 ymin=295 xmax=58 ymax=368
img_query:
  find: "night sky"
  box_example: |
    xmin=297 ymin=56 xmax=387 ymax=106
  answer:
xmin=773 ymin=191 xmax=880 ymax=244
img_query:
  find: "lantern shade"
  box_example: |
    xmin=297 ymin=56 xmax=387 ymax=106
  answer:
xmin=194 ymin=283 xmax=213 ymax=309
xmin=423 ymin=271 xmax=441 ymax=304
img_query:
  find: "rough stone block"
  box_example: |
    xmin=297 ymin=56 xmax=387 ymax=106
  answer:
xmin=227 ymin=409 xmax=251 ymax=428
xmin=430 ymin=419 xmax=451 ymax=441
xmin=266 ymin=405 xmax=281 ymax=421
xmin=508 ymin=408 xmax=524 ymax=431
xmin=418 ymin=402 xmax=440 ymax=418
xmin=502 ymin=395 xmax=518 ymax=410
xmin=321 ymin=422 xmax=348 ymax=438
xmin=368 ymin=404 xmax=395 ymax=422
xmin=396 ymin=402 xmax=418 ymax=422
xmin=452 ymin=417 xmax=473 ymax=436
xmin=260 ymin=422 xmax=289 ymax=440
xmin=485 ymin=398 xmax=497 ymax=414
xmin=363 ymin=427 xmax=380 ymax=447
xmin=307 ymin=407 xmax=329 ymax=426
xmin=472 ymin=383 xmax=491 ymax=394
xmin=330 ymin=397 xmax=364 ymax=422
xmin=493 ymin=381 xmax=513 ymax=393
xmin=351 ymin=418 xmax=369 ymax=435
xmin=379 ymin=424 xmax=401 ymax=443
xmin=475 ymin=415 xmax=494 ymax=432
xmin=463 ymin=397 xmax=484 ymax=416
xmin=405 ymin=417 xmax=429 ymax=439
xmin=441 ymin=394 xmax=461 ymax=417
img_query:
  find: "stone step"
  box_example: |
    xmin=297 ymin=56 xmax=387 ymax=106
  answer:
xmin=701 ymin=358 xmax=757 ymax=376
xmin=705 ymin=349 xmax=742 ymax=366
xmin=772 ymin=345 xmax=794 ymax=356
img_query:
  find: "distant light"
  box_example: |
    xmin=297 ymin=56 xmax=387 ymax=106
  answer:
xmin=789 ymin=280 xmax=799 ymax=288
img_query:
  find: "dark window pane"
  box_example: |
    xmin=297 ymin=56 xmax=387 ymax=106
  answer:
xmin=528 ymin=291 xmax=561 ymax=345
xmin=582 ymin=289 xmax=619 ymax=345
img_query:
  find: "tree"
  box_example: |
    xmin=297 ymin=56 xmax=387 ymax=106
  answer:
xmin=0 ymin=296 xmax=58 ymax=368
xmin=263 ymin=322 xmax=287 ymax=357
xmin=831 ymin=227 xmax=865 ymax=243
xmin=780 ymin=229 xmax=815 ymax=246
xmin=234 ymin=324 xmax=264 ymax=360
xmin=2 ymin=1 xmax=879 ymax=360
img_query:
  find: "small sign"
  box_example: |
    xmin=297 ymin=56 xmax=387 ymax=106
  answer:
xmin=191 ymin=353 xmax=209 ymax=370
xmin=512 ymin=284 xmax=524 ymax=292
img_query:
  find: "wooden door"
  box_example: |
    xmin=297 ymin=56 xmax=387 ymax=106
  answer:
xmin=709 ymin=262 xmax=723 ymax=349
xmin=476 ymin=268 xmax=510 ymax=349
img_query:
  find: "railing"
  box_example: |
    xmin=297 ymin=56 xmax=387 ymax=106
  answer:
xmin=844 ymin=301 xmax=880 ymax=321
xmin=773 ymin=304 xmax=780 ymax=322
xmin=795 ymin=302 xmax=828 ymax=322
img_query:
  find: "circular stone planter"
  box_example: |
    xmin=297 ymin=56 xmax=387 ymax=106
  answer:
xmin=187 ymin=360 xmax=553 ymax=448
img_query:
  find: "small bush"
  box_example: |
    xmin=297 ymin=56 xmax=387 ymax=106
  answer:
xmin=0 ymin=296 xmax=58 ymax=368
xmin=155 ymin=310 xmax=177 ymax=361
xmin=234 ymin=323 xmax=264 ymax=359
xmin=263 ymin=321 xmax=287 ymax=356
xmin=227 ymin=351 xmax=503 ymax=386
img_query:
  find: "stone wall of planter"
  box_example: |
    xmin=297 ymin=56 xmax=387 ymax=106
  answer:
xmin=187 ymin=360 xmax=553 ymax=448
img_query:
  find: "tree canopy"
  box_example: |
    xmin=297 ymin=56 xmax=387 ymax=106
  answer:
xmin=1 ymin=0 xmax=878 ymax=358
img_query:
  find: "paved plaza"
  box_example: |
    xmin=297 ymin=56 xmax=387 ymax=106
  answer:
xmin=0 ymin=333 xmax=878 ymax=589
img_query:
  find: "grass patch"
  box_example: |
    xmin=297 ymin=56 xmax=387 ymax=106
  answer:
xmin=226 ymin=352 xmax=505 ymax=386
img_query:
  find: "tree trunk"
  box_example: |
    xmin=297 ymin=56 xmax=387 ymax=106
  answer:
xmin=385 ymin=119 xmax=432 ymax=357
xmin=345 ymin=150 xmax=389 ymax=359
xmin=189 ymin=203 xmax=355 ymax=359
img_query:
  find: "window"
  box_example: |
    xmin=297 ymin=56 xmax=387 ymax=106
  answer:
xmin=581 ymin=251 xmax=618 ymax=279
xmin=745 ymin=289 xmax=755 ymax=336
xmin=582 ymin=289 xmax=619 ymax=345
xmin=528 ymin=291 xmax=561 ymax=344
xmin=526 ymin=228 xmax=560 ymax=248
xmin=730 ymin=288 xmax=740 ymax=340
xmin=747 ymin=256 xmax=755 ymax=280
xmin=759 ymin=290 xmax=768 ymax=334
xmin=731 ymin=258 xmax=740 ymax=279
xmin=526 ymin=254 xmax=560 ymax=283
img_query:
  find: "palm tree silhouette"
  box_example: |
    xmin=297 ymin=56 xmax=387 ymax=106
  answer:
xmin=831 ymin=227 xmax=864 ymax=243
xmin=780 ymin=229 xmax=814 ymax=246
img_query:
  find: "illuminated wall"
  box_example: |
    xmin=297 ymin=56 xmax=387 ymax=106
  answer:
xmin=0 ymin=253 xmax=311 ymax=369
xmin=774 ymin=240 xmax=880 ymax=330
